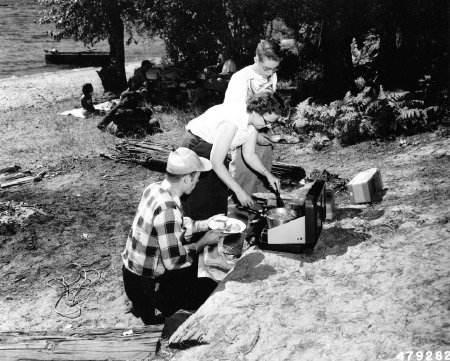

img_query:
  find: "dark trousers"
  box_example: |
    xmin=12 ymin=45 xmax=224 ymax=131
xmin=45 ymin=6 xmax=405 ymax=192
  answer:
xmin=181 ymin=131 xmax=247 ymax=254
xmin=181 ymin=131 xmax=228 ymax=220
xmin=122 ymin=265 xmax=217 ymax=324
xmin=98 ymin=107 xmax=155 ymax=131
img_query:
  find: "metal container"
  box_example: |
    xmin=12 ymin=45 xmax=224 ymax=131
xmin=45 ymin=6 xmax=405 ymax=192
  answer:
xmin=264 ymin=207 xmax=299 ymax=228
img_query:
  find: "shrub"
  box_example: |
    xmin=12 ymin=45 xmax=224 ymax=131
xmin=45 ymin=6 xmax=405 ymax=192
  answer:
xmin=291 ymin=83 xmax=445 ymax=146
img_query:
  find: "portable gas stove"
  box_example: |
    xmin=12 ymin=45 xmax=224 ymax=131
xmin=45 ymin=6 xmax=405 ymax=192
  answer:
xmin=257 ymin=179 xmax=326 ymax=254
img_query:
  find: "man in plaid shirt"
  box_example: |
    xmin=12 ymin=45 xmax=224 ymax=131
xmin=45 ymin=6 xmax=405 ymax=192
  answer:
xmin=122 ymin=147 xmax=224 ymax=324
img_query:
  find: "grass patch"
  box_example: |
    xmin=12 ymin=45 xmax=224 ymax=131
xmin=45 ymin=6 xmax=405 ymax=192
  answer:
xmin=0 ymin=101 xmax=202 ymax=170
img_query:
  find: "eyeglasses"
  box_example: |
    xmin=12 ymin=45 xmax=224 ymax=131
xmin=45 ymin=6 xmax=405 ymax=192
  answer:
xmin=261 ymin=64 xmax=279 ymax=73
xmin=258 ymin=58 xmax=279 ymax=73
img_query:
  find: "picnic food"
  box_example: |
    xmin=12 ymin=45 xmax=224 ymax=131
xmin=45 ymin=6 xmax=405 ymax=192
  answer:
xmin=208 ymin=215 xmax=245 ymax=233
xmin=208 ymin=215 xmax=228 ymax=230
xmin=223 ymin=222 xmax=242 ymax=233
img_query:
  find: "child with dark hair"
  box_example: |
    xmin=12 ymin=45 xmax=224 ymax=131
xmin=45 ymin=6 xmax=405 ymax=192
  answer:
xmin=80 ymin=83 xmax=102 ymax=117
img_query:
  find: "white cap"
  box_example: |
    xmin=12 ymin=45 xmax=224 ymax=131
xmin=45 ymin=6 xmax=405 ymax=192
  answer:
xmin=166 ymin=147 xmax=212 ymax=175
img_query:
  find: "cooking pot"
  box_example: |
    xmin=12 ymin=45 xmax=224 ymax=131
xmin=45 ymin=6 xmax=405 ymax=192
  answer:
xmin=264 ymin=207 xmax=299 ymax=228
xmin=237 ymin=204 xmax=300 ymax=228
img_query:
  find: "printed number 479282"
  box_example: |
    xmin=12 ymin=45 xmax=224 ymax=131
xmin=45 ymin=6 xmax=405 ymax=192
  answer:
xmin=396 ymin=351 xmax=450 ymax=361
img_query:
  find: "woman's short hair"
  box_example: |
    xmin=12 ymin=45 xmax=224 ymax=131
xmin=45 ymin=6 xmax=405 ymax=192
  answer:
xmin=255 ymin=39 xmax=282 ymax=62
xmin=246 ymin=91 xmax=286 ymax=116
xmin=82 ymin=83 xmax=93 ymax=95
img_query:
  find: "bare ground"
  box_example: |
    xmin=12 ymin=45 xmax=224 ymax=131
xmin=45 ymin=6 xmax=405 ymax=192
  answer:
xmin=0 ymin=68 xmax=449 ymax=360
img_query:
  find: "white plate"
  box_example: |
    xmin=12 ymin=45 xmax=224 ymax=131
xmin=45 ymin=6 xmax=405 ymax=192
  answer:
xmin=208 ymin=217 xmax=246 ymax=234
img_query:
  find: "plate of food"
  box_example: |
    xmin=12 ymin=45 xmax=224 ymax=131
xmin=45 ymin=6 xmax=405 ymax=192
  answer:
xmin=208 ymin=215 xmax=246 ymax=234
xmin=269 ymin=134 xmax=300 ymax=144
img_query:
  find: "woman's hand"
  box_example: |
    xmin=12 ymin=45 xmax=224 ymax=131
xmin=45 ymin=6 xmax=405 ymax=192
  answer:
xmin=235 ymin=189 xmax=254 ymax=208
xmin=265 ymin=171 xmax=280 ymax=192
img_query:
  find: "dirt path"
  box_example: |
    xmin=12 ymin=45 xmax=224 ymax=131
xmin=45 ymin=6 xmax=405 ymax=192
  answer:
xmin=0 ymin=129 xmax=449 ymax=359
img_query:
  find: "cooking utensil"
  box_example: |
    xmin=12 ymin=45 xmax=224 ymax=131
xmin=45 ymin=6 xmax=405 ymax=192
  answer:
xmin=251 ymin=192 xmax=294 ymax=201
xmin=274 ymin=186 xmax=284 ymax=208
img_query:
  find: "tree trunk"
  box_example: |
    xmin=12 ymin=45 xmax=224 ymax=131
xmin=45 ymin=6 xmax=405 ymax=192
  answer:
xmin=377 ymin=21 xmax=399 ymax=89
xmin=107 ymin=24 xmax=127 ymax=95
xmin=99 ymin=1 xmax=127 ymax=95
xmin=319 ymin=18 xmax=354 ymax=102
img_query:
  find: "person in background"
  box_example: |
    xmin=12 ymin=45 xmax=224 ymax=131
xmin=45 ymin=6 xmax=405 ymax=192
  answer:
xmin=122 ymin=147 xmax=224 ymax=324
xmin=80 ymin=83 xmax=102 ymax=117
xmin=217 ymin=49 xmax=237 ymax=80
xmin=222 ymin=39 xmax=283 ymax=258
xmin=181 ymin=92 xmax=282 ymax=270
xmin=133 ymin=60 xmax=153 ymax=89
xmin=97 ymin=76 xmax=160 ymax=137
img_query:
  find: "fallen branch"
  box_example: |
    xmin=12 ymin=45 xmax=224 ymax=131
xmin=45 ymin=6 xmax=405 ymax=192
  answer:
xmin=110 ymin=140 xmax=306 ymax=184
xmin=1 ymin=176 xmax=35 ymax=189
xmin=0 ymin=171 xmax=32 ymax=182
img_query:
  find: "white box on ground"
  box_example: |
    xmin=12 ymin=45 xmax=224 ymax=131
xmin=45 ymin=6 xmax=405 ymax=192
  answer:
xmin=348 ymin=168 xmax=383 ymax=204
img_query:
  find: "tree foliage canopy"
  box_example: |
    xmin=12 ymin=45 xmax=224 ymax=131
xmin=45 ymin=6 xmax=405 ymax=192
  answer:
xmin=38 ymin=0 xmax=152 ymax=46
xmin=38 ymin=0 xmax=156 ymax=93
xmin=39 ymin=0 xmax=448 ymax=102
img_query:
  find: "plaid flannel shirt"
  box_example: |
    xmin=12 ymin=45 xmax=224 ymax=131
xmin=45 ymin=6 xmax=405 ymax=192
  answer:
xmin=122 ymin=179 xmax=199 ymax=278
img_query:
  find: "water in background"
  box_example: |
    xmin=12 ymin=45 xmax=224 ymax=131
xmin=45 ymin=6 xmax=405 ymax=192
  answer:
xmin=0 ymin=0 xmax=165 ymax=79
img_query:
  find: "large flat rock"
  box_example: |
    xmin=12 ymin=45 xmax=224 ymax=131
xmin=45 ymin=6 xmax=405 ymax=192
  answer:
xmin=168 ymin=211 xmax=449 ymax=360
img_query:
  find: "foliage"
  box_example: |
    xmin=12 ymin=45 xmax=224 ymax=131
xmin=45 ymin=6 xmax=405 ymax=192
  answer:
xmin=140 ymin=0 xmax=285 ymax=76
xmin=38 ymin=0 xmax=148 ymax=47
xmin=38 ymin=0 xmax=156 ymax=94
xmin=291 ymin=82 xmax=445 ymax=145
xmin=351 ymin=33 xmax=379 ymax=82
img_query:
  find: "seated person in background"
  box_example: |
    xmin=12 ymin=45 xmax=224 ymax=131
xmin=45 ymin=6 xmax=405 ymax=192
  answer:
xmin=122 ymin=147 xmax=224 ymax=324
xmin=80 ymin=83 xmax=102 ymax=117
xmin=217 ymin=50 xmax=237 ymax=80
xmin=97 ymin=76 xmax=161 ymax=137
xmin=133 ymin=60 xmax=152 ymax=88
xmin=133 ymin=60 xmax=153 ymax=89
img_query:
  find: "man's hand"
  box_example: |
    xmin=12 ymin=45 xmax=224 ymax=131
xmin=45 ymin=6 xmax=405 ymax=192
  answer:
xmin=196 ymin=230 xmax=224 ymax=251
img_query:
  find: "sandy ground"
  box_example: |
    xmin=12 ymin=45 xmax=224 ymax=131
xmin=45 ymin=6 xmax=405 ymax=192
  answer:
xmin=0 ymin=67 xmax=449 ymax=360
xmin=0 ymin=62 xmax=140 ymax=111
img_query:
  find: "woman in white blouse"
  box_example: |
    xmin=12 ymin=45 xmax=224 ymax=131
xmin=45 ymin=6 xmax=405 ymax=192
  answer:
xmin=181 ymin=92 xmax=283 ymax=269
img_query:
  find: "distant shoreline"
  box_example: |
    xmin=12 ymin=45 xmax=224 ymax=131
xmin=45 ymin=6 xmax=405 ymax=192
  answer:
xmin=0 ymin=61 xmax=144 ymax=112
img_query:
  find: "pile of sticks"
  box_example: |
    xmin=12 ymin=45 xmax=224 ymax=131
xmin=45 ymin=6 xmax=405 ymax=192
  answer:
xmin=110 ymin=140 xmax=306 ymax=185
xmin=0 ymin=165 xmax=46 ymax=189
